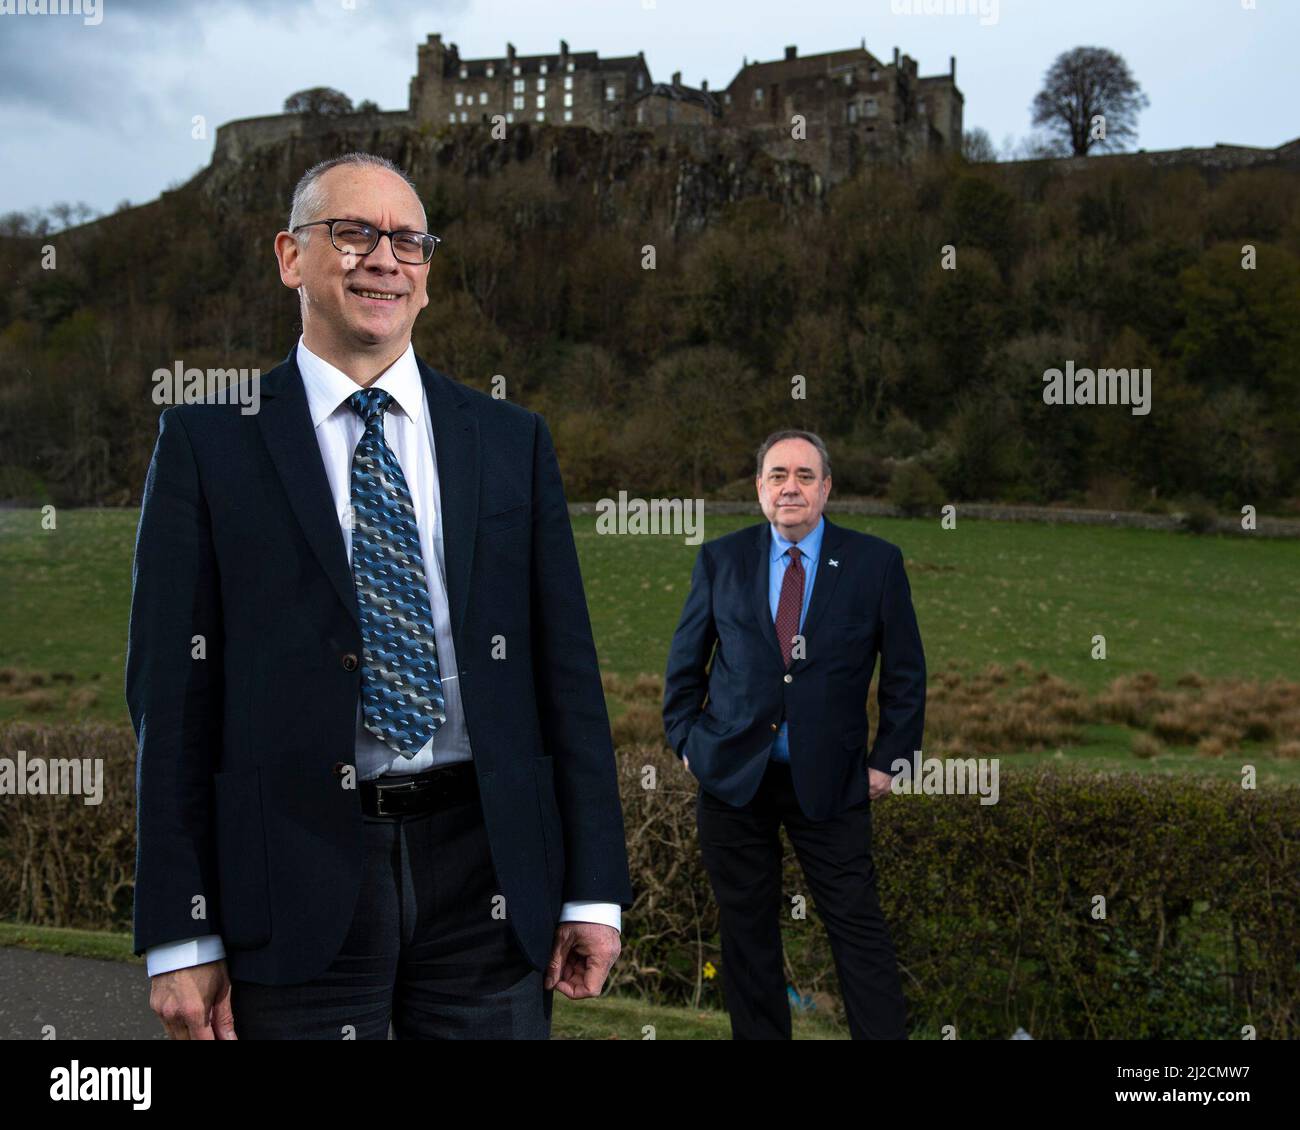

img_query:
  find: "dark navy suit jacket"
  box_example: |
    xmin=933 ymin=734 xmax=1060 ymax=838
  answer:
xmin=662 ymin=518 xmax=926 ymax=820
xmin=126 ymin=344 xmax=633 ymax=985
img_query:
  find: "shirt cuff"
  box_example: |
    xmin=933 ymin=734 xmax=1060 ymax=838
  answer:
xmin=145 ymin=935 xmax=227 ymax=977
xmin=558 ymin=900 xmax=622 ymax=933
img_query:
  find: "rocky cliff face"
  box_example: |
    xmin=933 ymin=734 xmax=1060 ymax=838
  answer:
xmin=198 ymin=116 xmax=829 ymax=233
xmin=197 ymin=112 xmax=1300 ymax=236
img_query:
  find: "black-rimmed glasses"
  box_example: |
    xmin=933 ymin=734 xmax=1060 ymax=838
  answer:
xmin=291 ymin=218 xmax=442 ymax=264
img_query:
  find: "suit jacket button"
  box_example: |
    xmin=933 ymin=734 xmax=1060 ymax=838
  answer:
xmin=770 ymin=723 xmax=778 ymax=732
xmin=341 ymin=653 xmax=359 ymax=671
xmin=783 ymin=673 xmax=793 ymax=684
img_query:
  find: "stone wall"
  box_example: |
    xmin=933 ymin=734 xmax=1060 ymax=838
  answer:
xmin=1010 ymin=138 xmax=1300 ymax=178
xmin=566 ymin=499 xmax=1300 ymax=538
xmin=213 ymin=109 xmax=415 ymax=166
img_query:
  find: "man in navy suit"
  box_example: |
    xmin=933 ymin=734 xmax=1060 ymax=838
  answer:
xmin=663 ymin=429 xmax=926 ymax=1039
xmin=128 ymin=152 xmax=632 ymax=1039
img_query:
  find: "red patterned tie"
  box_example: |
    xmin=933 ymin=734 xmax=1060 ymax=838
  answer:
xmin=774 ymin=546 xmax=804 ymax=669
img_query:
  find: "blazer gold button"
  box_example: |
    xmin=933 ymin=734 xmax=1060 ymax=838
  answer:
xmin=341 ymin=653 xmax=358 ymax=671
xmin=770 ymin=722 xmax=778 ymax=732
xmin=783 ymin=674 xmax=793 ymax=684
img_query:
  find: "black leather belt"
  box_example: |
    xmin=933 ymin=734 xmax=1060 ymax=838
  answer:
xmin=359 ymin=761 xmax=477 ymax=818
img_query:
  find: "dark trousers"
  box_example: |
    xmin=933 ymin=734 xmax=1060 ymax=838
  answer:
xmin=231 ymin=789 xmax=551 ymax=1039
xmin=696 ymin=759 xmax=908 ymax=1039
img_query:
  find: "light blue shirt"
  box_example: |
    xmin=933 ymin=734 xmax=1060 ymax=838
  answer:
xmin=767 ymin=516 xmax=824 ymax=763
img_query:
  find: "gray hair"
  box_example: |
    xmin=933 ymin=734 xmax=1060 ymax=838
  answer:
xmin=288 ymin=152 xmax=426 ymax=239
xmin=755 ymin=428 xmax=832 ymax=479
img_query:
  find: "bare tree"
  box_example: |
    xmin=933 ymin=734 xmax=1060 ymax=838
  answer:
xmin=1031 ymin=46 xmax=1149 ymax=157
xmin=961 ymin=127 xmax=998 ymax=164
xmin=283 ymin=87 xmax=354 ymax=116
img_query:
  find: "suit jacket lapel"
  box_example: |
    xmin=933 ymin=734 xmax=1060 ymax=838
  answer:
xmin=257 ymin=346 xmax=360 ymax=630
xmin=751 ymin=523 xmax=784 ymax=663
xmin=798 ymin=516 xmax=846 ymax=645
xmin=416 ymin=356 xmax=479 ymax=647
xmin=256 ymin=348 xmax=481 ymax=647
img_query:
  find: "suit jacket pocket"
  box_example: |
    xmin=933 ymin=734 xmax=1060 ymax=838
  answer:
xmin=478 ymin=503 xmax=530 ymax=536
xmin=213 ymin=767 xmax=272 ymax=949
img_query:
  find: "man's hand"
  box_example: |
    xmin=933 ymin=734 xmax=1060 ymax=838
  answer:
xmin=867 ymin=766 xmax=895 ymax=801
xmin=683 ymin=755 xmax=689 ymax=771
xmin=149 ymin=959 xmax=237 ymax=1040
xmin=545 ymin=922 xmax=620 ymax=1000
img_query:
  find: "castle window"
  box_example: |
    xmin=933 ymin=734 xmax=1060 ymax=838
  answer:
xmin=724 ymin=92 xmax=731 ymax=104
xmin=506 ymin=111 xmax=514 ymax=122
xmin=564 ymin=110 xmax=573 ymax=122
xmin=460 ymin=110 xmax=468 ymax=122
xmin=536 ymin=111 xmax=545 ymax=121
xmin=536 ymin=77 xmax=545 ymax=92
xmin=754 ymin=87 xmax=763 ymax=104
xmin=564 ymin=75 xmax=573 ymax=91
xmin=513 ymin=64 xmax=521 ymax=76
xmin=448 ymin=112 xmax=455 ymax=123
xmin=454 ymin=91 xmax=463 ymax=106
xmin=848 ymin=103 xmax=857 ymax=123
xmin=536 ymin=93 xmax=545 ymax=108
xmin=486 ymin=64 xmax=495 ymax=78
xmin=605 ymin=84 xmax=616 ymax=101
xmin=459 ymin=67 xmax=467 ymax=79
xmin=918 ymin=97 xmax=926 ymax=111
xmin=636 ymin=73 xmax=644 ymax=91
xmin=865 ymin=97 xmax=878 ymax=117
xmin=567 ymin=61 xmax=575 ymax=72
xmin=513 ymin=78 xmax=524 ymax=93
xmin=513 ymin=95 xmax=524 ymax=110
xmin=564 ymin=92 xmax=573 ymax=107
xmin=540 ymin=62 xmax=548 ymax=75
xmin=870 ymin=68 xmax=879 ymax=81
xmin=843 ymin=73 xmax=852 ymax=86
xmin=636 ymin=105 xmax=643 ymax=123
xmin=479 ymin=92 xmax=488 ymax=104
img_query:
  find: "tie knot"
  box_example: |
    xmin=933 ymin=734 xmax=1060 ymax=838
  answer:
xmin=348 ymin=387 xmax=392 ymax=427
xmin=787 ymin=546 xmax=802 ymax=564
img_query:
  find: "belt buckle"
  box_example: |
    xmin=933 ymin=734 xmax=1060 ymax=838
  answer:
xmin=374 ymin=777 xmax=421 ymax=817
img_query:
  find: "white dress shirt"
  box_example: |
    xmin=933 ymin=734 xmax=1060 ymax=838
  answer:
xmin=146 ymin=336 xmax=620 ymax=976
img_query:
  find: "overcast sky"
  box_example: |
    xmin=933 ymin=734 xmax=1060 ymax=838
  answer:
xmin=1 ymin=0 xmax=1296 ymax=218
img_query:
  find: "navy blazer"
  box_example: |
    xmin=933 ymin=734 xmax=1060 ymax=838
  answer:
xmin=662 ymin=518 xmax=926 ymax=820
xmin=126 ymin=344 xmax=633 ymax=985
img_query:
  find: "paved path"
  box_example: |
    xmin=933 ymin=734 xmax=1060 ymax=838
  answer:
xmin=0 ymin=947 xmax=164 ymax=1040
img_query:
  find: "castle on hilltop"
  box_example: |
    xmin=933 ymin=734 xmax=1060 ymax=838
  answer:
xmin=410 ymin=33 xmax=962 ymax=161
xmin=210 ymin=33 xmax=965 ymax=187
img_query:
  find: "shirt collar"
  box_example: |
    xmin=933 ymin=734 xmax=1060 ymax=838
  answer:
xmin=296 ymin=335 xmax=423 ymax=430
xmin=770 ymin=515 xmax=825 ymax=563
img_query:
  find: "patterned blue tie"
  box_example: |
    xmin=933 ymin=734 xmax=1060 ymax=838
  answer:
xmin=347 ymin=388 xmax=445 ymax=758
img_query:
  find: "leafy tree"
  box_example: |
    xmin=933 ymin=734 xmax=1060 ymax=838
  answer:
xmin=1031 ymin=47 xmax=1148 ymax=156
xmin=283 ymin=87 xmax=354 ymax=116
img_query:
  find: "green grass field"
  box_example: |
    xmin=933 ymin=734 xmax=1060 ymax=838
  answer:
xmin=579 ymin=511 xmax=1300 ymax=689
xmin=1 ymin=506 xmax=1298 ymax=782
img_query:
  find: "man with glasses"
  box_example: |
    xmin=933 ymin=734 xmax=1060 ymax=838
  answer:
xmin=128 ymin=152 xmax=632 ymax=1039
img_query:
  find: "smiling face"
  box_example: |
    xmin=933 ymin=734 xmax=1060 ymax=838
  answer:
xmin=274 ymin=164 xmax=431 ymax=366
xmin=756 ymin=437 xmax=831 ymax=542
